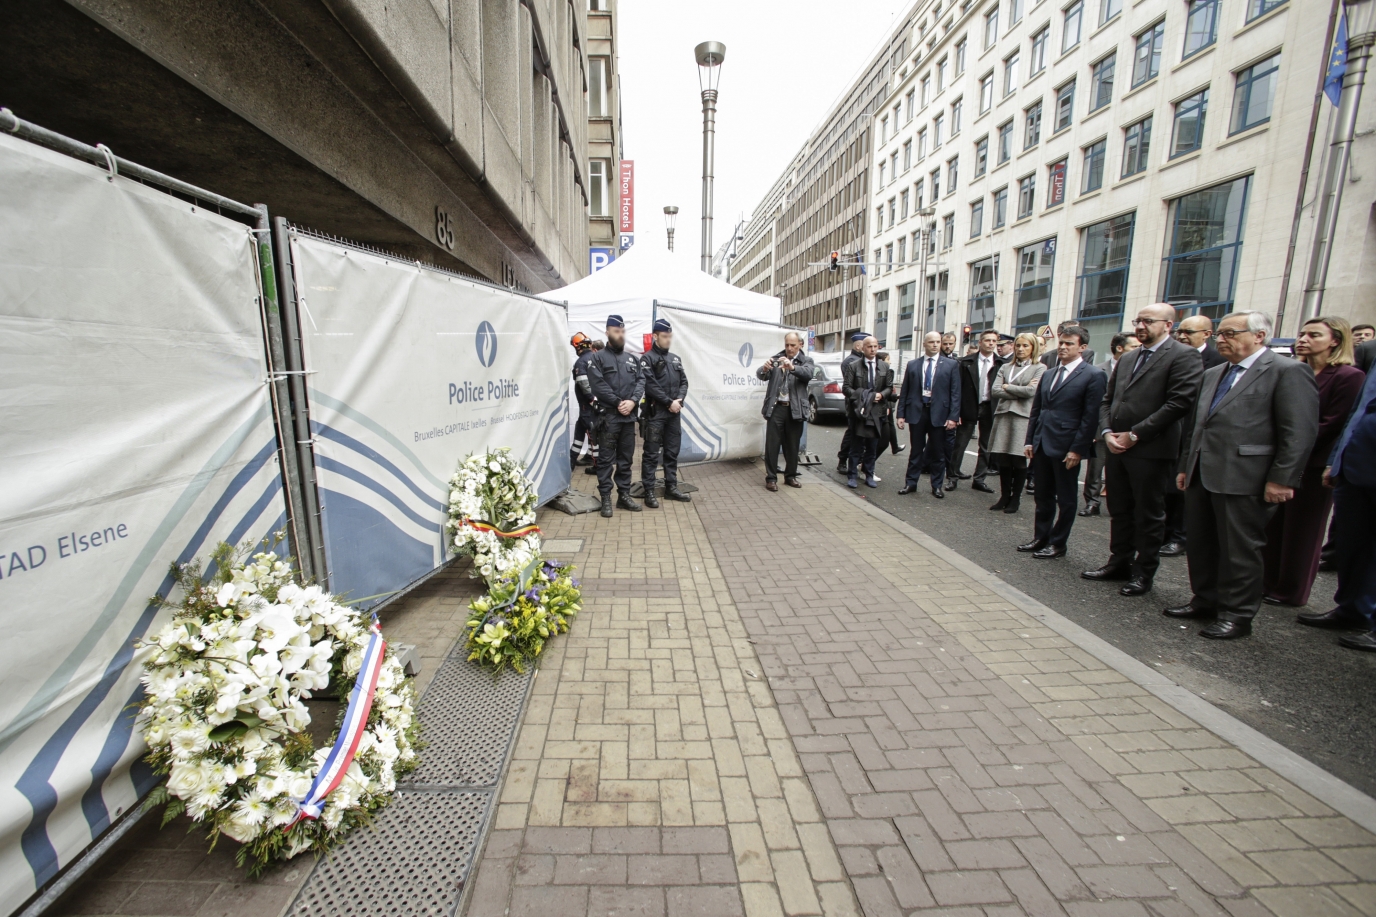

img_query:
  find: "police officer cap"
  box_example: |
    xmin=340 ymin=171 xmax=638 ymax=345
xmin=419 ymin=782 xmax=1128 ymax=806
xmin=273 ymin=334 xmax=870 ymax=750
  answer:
xmin=606 ymin=314 xmax=625 ymax=328
xmin=998 ymin=333 xmax=1016 ymax=342
xmin=850 ymin=331 xmax=869 ymax=342
xmin=652 ymin=318 xmax=673 ymax=334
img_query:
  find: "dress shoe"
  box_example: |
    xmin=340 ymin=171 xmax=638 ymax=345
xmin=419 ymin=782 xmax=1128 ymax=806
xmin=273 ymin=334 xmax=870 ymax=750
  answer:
xmin=1158 ymin=541 xmax=1186 ymax=557
xmin=617 ymin=494 xmax=643 ymax=512
xmin=600 ymin=495 xmax=614 ymax=518
xmin=898 ymin=485 xmax=917 ymax=495
xmin=1199 ymin=620 xmax=1251 ymax=640
xmin=1081 ymin=563 xmax=1131 ymax=581
xmin=1119 ymin=576 xmax=1153 ymax=596
xmin=1017 ymin=539 xmax=1047 ymax=553
xmin=866 ymin=475 xmax=879 ymax=488
xmin=1163 ymin=603 xmax=1214 ymax=619
xmin=1077 ymin=502 xmax=1101 ymax=517
xmin=972 ymin=481 xmax=994 ymax=493
xmin=1262 ymin=595 xmax=1291 ymax=607
xmin=584 ymin=465 xmax=599 ymax=475
xmin=1296 ymin=607 xmax=1362 ymax=629
xmin=932 ymin=487 xmax=945 ymax=498
xmin=847 ymin=475 xmax=859 ymax=489
xmin=1338 ymin=632 xmax=1376 ymax=652
xmin=1032 ymin=544 xmax=1066 ymax=559
xmin=666 ymin=485 xmax=693 ymax=502
xmin=783 ymin=478 xmax=802 ymax=489
xmin=945 ymin=478 xmax=959 ymax=490
xmin=643 ymin=487 xmax=661 ymax=509
xmin=892 ymin=444 xmax=908 ymax=455
xmin=765 ymin=479 xmax=779 ymax=492
xmin=989 ymin=497 xmax=1009 ymax=511
xmin=951 ymin=471 xmax=972 ymax=480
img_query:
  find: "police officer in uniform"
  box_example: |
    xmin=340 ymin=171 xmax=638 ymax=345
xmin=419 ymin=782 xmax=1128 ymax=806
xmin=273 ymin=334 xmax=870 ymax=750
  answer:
xmin=570 ymin=333 xmax=600 ymax=474
xmin=587 ymin=314 xmax=644 ymax=517
xmin=640 ymin=318 xmax=692 ymax=507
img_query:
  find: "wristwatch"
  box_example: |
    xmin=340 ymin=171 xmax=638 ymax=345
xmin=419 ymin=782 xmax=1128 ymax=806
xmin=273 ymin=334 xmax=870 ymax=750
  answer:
xmin=1127 ymin=431 xmax=1139 ymax=443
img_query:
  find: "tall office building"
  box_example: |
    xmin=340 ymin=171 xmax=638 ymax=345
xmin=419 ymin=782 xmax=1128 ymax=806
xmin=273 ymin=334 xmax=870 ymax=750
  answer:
xmin=586 ymin=0 xmax=625 ymax=269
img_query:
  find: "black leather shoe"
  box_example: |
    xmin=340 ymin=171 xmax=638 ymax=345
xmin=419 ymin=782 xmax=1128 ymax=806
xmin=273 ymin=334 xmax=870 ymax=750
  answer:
xmin=1262 ymin=595 xmax=1290 ymax=607
xmin=1017 ymin=539 xmax=1047 ymax=553
xmin=584 ymin=465 xmax=599 ymax=475
xmin=617 ymin=494 xmax=643 ymax=512
xmin=1200 ymin=620 xmax=1251 ymax=640
xmin=892 ymin=444 xmax=908 ymax=455
xmin=1338 ymin=632 xmax=1376 ymax=652
xmin=1297 ymin=607 xmax=1362 ymax=629
xmin=945 ymin=479 xmax=958 ymax=490
xmin=1077 ymin=502 xmax=1101 ymax=517
xmin=952 ymin=471 xmax=972 ymax=480
xmin=600 ymin=495 xmax=614 ymax=518
xmin=666 ymin=485 xmax=693 ymax=502
xmin=1119 ymin=576 xmax=1153 ymax=596
xmin=1081 ymin=564 xmax=1131 ymax=581
xmin=643 ymin=487 xmax=661 ymax=508
xmin=1032 ymin=545 xmax=1066 ymax=559
xmin=1159 ymin=541 xmax=1186 ymax=557
xmin=1163 ymin=603 xmax=1214 ymax=619
xmin=898 ymin=485 xmax=917 ymax=494
xmin=972 ymin=481 xmax=994 ymax=493
xmin=932 ymin=487 xmax=945 ymax=498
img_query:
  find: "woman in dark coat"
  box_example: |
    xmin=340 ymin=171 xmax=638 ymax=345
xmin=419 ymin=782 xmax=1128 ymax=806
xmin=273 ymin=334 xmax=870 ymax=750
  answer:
xmin=1262 ymin=316 xmax=1366 ymax=607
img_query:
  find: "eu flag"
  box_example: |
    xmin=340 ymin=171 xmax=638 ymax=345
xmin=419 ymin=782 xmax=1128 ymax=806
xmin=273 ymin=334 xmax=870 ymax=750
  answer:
xmin=1326 ymin=10 xmax=1349 ymax=107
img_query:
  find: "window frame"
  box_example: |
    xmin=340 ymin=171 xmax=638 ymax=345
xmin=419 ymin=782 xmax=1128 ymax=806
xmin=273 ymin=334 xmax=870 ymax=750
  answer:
xmin=1076 ymin=212 xmax=1136 ymax=327
xmin=1025 ymin=100 xmax=1043 ymax=150
xmin=1017 ymin=173 xmax=1036 ymax=219
xmin=952 ymin=97 xmax=964 ymax=136
xmin=1090 ymin=54 xmax=1116 ymax=113
xmin=589 ymin=158 xmax=611 ymax=216
xmin=1170 ymin=88 xmax=1209 ymax=159
xmin=1183 ymin=0 xmax=1219 ymax=59
xmin=1015 ymin=239 xmax=1057 ymax=330
xmin=985 ymin=6 xmax=1001 ymax=48
xmin=997 ymin=120 xmax=1015 ymax=163
xmin=970 ymin=199 xmax=986 ymax=237
xmin=1099 ymin=0 xmax=1122 ymax=25
xmin=980 ymin=73 xmax=995 ymax=113
xmin=1231 ymin=53 xmax=1280 ymax=134
xmin=975 ymin=135 xmax=990 ymax=176
xmin=1004 ymin=51 xmax=1021 ymax=97
xmin=969 ymin=255 xmax=1000 ymax=331
xmin=1055 ymin=80 xmax=1076 ymax=132
xmin=993 ymin=186 xmax=1010 ymax=227
xmin=1030 ymin=27 xmax=1049 ymax=76
xmin=1161 ymin=176 xmax=1251 ymax=317
xmin=1082 ymin=138 xmax=1107 ymax=192
xmin=1132 ymin=21 xmax=1165 ymax=88
xmin=1122 ymin=115 xmax=1153 ymax=177
xmin=1246 ymin=0 xmax=1287 ymax=21
xmin=1062 ymin=0 xmax=1083 ymax=53
xmin=948 ymin=155 xmax=960 ymax=193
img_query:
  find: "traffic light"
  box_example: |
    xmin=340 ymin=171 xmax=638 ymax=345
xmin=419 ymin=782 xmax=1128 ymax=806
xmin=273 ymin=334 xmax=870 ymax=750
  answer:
xmin=829 ymin=251 xmax=839 ymax=272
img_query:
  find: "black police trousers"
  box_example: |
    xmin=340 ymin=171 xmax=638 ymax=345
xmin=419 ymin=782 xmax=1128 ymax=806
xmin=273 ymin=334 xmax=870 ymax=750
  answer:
xmin=641 ymin=409 xmax=682 ymax=487
xmin=571 ymin=408 xmax=598 ymax=468
xmin=596 ymin=418 xmax=637 ymax=497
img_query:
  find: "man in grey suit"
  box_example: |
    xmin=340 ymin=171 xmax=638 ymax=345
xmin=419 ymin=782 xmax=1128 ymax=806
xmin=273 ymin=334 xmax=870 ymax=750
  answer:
xmin=1166 ymin=312 xmax=1320 ymax=639
xmin=1082 ymin=303 xmax=1203 ymax=598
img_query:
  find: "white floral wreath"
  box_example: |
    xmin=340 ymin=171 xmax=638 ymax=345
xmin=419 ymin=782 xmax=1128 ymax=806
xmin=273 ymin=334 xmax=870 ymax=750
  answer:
xmin=446 ymin=448 xmax=541 ymax=581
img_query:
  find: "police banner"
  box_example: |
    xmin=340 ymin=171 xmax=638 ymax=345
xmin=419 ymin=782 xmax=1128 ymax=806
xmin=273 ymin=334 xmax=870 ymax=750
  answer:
xmin=288 ymin=235 xmax=571 ymax=606
xmin=655 ymin=303 xmax=796 ymax=463
xmin=0 ymin=133 xmax=283 ymax=914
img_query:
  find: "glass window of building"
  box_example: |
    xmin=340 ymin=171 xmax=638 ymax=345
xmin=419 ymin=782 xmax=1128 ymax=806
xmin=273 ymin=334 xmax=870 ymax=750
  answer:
xmin=1030 ymin=28 xmax=1049 ymax=76
xmin=875 ymin=290 xmax=891 ymax=346
xmin=876 ymin=204 xmax=885 ymax=229
xmin=589 ymin=58 xmax=610 ymax=116
xmin=1076 ymin=213 xmax=1135 ymax=339
xmin=903 ymin=140 xmax=913 ymax=171
xmin=934 ymin=114 xmax=945 ymax=148
xmin=1184 ymin=0 xmax=1219 ymax=59
xmin=1247 ymin=0 xmax=1286 ymax=20
xmin=1047 ymin=159 xmax=1068 ymax=207
xmin=986 ymin=6 xmax=1000 ymax=47
xmin=889 ymin=198 xmax=898 ymax=225
xmin=898 ymin=236 xmax=907 ymax=264
xmin=1025 ymin=100 xmax=1043 ymax=149
xmin=1100 ymin=0 xmax=1122 ymax=25
xmin=1063 ymin=0 xmax=1083 ymax=52
xmin=1011 ymin=0 xmax=1025 ymax=24
xmin=1004 ymin=51 xmax=1021 ymax=96
xmin=906 ymin=89 xmax=916 ymax=121
xmin=998 ymin=120 xmax=1014 ymax=163
xmin=1055 ymin=80 xmax=1076 ymax=132
xmin=1162 ymin=176 xmax=1250 ymax=317
xmin=901 ymin=189 xmax=911 ymax=219
xmin=948 ymin=156 xmax=959 ymax=192
xmin=886 ymin=243 xmax=894 ymax=272
xmin=925 ymin=271 xmax=949 ymax=330
xmin=1018 ymin=173 xmax=1036 ymax=219
xmin=993 ymin=186 xmax=1009 ymax=227
xmin=916 ymin=178 xmax=925 ymax=208
xmin=943 ymin=214 xmax=956 ymax=249
xmin=932 ymin=167 xmax=942 ymax=199
xmin=975 ymin=136 xmax=989 ymax=176
xmin=918 ymin=127 xmax=928 ymax=159
xmin=880 ymin=117 xmax=889 ymax=144
xmin=928 ymin=219 xmax=938 ymax=254
xmin=952 ymin=98 xmax=963 ymax=135
xmin=1171 ymin=89 xmax=1208 ymax=158
xmin=956 ymin=38 xmax=968 ymax=74
xmin=922 ymin=75 xmax=932 ymax=107
xmin=879 ymin=161 xmax=887 ymax=188
xmin=589 ymin=159 xmax=610 ymax=215
xmin=938 ymin=56 xmax=949 ymax=91
xmin=1015 ymin=240 xmax=1056 ymax=330
xmin=980 ymin=73 xmax=995 ymax=112
xmin=1082 ymin=138 xmax=1106 ymax=192
xmin=1090 ymin=55 xmax=1115 ymax=111
xmin=969 ymin=255 xmax=1000 ymax=331
xmin=1232 ymin=54 xmax=1280 ymax=134
xmin=589 ymin=0 xmax=605 ymax=9
xmin=1123 ymin=116 xmax=1152 ymax=176
xmin=892 ymin=150 xmax=900 ymax=177
xmin=971 ymin=199 xmax=985 ymax=237
xmin=1132 ymin=22 xmax=1165 ymax=87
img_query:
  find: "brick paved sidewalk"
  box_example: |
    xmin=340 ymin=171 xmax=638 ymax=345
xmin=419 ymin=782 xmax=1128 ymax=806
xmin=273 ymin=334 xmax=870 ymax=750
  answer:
xmin=468 ymin=460 xmax=1376 ymax=917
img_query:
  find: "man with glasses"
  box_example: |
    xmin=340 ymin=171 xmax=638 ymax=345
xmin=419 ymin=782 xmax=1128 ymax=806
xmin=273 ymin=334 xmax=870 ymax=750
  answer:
xmin=1082 ymin=303 xmax=1203 ymax=597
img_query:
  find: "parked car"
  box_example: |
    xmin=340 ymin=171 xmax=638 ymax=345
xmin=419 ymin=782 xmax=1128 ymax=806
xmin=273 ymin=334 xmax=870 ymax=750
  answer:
xmin=807 ymin=357 xmax=847 ymax=423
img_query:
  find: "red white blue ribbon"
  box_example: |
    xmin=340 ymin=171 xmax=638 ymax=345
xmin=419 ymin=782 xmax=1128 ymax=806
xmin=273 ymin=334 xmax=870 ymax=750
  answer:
xmin=289 ymin=619 xmax=387 ymax=826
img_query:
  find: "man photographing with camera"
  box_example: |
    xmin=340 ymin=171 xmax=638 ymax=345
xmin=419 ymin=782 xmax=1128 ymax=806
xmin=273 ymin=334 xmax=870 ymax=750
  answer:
xmin=757 ymin=332 xmax=814 ymax=492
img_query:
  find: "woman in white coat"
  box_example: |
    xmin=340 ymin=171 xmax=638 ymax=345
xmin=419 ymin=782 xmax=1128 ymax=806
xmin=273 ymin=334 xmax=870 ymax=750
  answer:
xmin=987 ymin=333 xmax=1046 ymax=513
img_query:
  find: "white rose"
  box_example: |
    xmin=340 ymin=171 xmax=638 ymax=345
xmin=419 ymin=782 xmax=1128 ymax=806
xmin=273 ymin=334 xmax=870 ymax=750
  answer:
xmin=167 ymin=762 xmax=208 ymax=798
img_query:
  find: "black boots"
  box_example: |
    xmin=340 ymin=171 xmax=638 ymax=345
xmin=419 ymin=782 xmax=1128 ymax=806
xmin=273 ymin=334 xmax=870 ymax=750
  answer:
xmin=990 ymin=472 xmax=1011 ymax=511
xmin=643 ymin=484 xmax=661 ymax=508
xmin=600 ymin=494 xmax=613 ymax=518
xmin=666 ymin=485 xmax=692 ymax=502
xmin=616 ymin=493 xmax=643 ymax=512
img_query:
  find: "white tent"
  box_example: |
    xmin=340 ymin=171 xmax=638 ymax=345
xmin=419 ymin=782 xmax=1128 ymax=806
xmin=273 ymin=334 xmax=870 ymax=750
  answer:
xmin=541 ymin=243 xmax=782 ymax=353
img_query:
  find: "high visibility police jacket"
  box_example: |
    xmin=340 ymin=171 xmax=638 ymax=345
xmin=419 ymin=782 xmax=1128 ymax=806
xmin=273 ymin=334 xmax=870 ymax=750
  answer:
xmin=588 ymin=342 xmax=645 ymax=420
xmin=641 ymin=344 xmax=689 ymax=408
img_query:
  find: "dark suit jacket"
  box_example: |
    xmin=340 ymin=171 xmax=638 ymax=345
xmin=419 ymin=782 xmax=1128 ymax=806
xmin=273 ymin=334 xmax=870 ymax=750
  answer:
xmin=1355 ymin=339 xmax=1376 ymax=375
xmin=898 ymin=354 xmax=960 ymax=426
xmin=1179 ymin=350 xmax=1319 ymax=495
xmin=1098 ymin=337 xmax=1203 ymax=462
xmin=1026 ymin=361 xmax=1108 ymax=459
xmin=1042 ymin=348 xmax=1095 ymax=369
xmin=956 ymin=352 xmax=1006 ymax=421
xmin=1331 ymin=363 xmax=1376 ymax=484
xmin=1199 ymin=342 xmax=1227 ymax=370
xmin=843 ymin=358 xmax=898 ymax=437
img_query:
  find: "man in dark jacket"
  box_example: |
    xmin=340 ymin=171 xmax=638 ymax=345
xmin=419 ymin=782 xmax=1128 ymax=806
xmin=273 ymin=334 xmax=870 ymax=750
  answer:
xmin=1040 ymin=320 xmax=1096 ymax=368
xmin=1082 ymin=303 xmax=1203 ymax=596
xmin=836 ymin=333 xmax=868 ymax=473
xmin=1020 ymin=327 xmax=1108 ymax=558
xmin=570 ymin=333 xmax=599 ymax=475
xmin=897 ymin=332 xmax=961 ymax=497
xmin=757 ymin=332 xmax=815 ymax=491
xmin=640 ymin=318 xmax=691 ymax=507
xmin=587 ymin=314 xmax=645 ymax=517
xmin=843 ymin=336 xmax=897 ymax=489
xmin=950 ymin=329 xmax=1005 ymax=492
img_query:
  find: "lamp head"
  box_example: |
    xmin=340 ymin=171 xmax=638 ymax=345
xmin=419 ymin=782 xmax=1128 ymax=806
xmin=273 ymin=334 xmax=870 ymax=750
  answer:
xmin=695 ymin=41 xmax=726 ymax=92
xmin=663 ymin=206 xmax=679 ymax=231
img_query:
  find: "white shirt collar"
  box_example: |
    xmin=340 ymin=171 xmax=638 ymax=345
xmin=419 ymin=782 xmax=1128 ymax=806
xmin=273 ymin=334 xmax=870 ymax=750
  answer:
xmin=1144 ymin=336 xmax=1167 ymax=353
xmin=1233 ymin=349 xmax=1265 ymax=372
xmin=1057 ymin=356 xmax=1084 ymax=375
xmin=1196 ymin=342 xmax=1207 ymax=353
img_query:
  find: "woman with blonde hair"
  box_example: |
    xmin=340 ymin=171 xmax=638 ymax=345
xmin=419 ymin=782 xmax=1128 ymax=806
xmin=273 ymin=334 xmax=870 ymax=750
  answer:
xmin=986 ymin=332 xmax=1046 ymax=512
xmin=1265 ymin=316 xmax=1365 ymax=610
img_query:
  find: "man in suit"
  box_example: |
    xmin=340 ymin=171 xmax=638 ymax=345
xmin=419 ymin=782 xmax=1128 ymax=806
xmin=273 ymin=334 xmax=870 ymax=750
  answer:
xmin=1081 ymin=333 xmax=1141 ymax=516
xmin=836 ymin=333 xmax=869 ymax=474
xmin=1040 ymin=320 xmax=1096 ymax=368
xmin=1167 ymin=311 xmax=1319 ymax=639
xmin=1019 ymin=326 xmax=1107 ymax=558
xmin=1159 ymin=315 xmax=1227 ymax=554
xmin=843 ymin=336 xmax=897 ymax=488
xmin=950 ymin=329 xmax=1005 ymax=493
xmin=1082 ymin=303 xmax=1203 ymax=596
xmin=1174 ymin=315 xmax=1227 ymax=370
xmin=757 ymin=332 xmax=816 ymax=491
xmin=898 ymin=331 xmax=961 ymax=497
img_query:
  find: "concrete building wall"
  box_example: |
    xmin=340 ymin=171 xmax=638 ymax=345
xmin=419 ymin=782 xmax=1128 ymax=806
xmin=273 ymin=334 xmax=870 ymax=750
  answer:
xmin=863 ymin=0 xmax=1375 ymax=353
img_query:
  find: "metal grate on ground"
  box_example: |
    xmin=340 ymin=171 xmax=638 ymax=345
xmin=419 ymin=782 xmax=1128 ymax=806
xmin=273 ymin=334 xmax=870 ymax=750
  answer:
xmin=286 ymin=648 xmax=532 ymax=917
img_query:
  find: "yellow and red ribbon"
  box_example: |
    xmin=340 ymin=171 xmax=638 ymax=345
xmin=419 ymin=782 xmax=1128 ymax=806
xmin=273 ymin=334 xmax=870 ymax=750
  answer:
xmin=464 ymin=520 xmax=541 ymax=539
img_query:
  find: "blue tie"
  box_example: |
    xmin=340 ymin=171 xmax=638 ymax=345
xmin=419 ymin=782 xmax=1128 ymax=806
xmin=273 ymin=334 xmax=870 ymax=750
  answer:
xmin=1208 ymin=364 xmax=1243 ymax=415
xmin=924 ymin=358 xmax=934 ymax=394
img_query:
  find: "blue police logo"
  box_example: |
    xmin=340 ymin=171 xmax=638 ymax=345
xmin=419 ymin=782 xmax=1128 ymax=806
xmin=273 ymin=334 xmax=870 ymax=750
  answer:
xmin=476 ymin=321 xmax=498 ymax=367
xmin=738 ymin=343 xmax=754 ymax=367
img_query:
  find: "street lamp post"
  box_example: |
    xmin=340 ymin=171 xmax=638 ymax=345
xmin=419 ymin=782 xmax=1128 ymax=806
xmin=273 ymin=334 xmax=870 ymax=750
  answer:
xmin=695 ymin=41 xmax=726 ymax=273
xmin=664 ymin=206 xmax=679 ymax=252
xmin=1302 ymin=0 xmax=1376 ymax=321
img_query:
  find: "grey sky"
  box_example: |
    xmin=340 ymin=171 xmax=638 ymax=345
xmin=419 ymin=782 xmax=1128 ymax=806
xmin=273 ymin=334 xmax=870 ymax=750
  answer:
xmin=618 ymin=0 xmax=911 ymax=260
